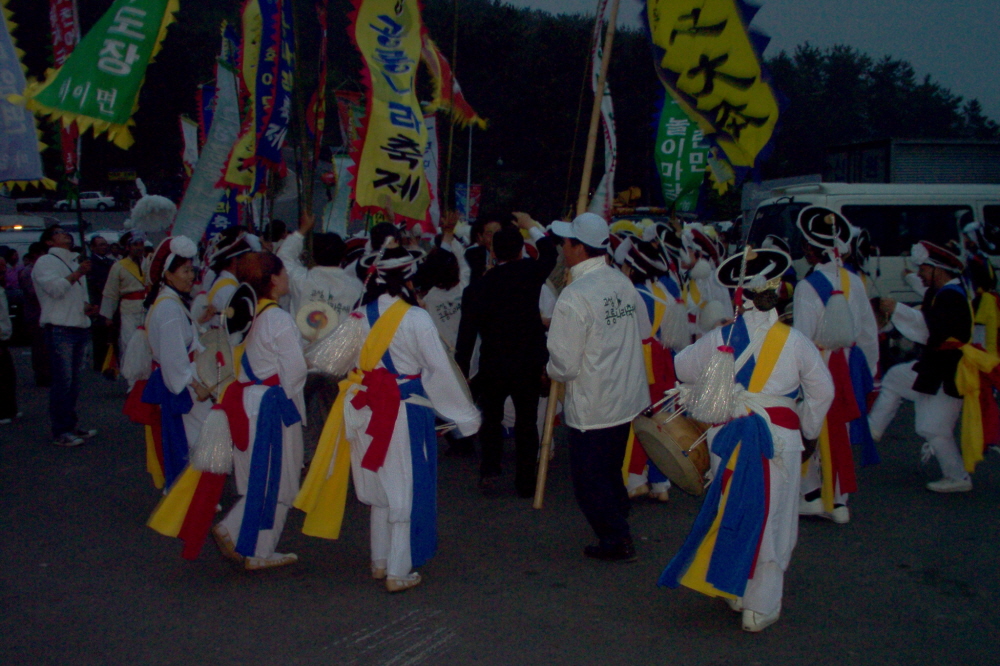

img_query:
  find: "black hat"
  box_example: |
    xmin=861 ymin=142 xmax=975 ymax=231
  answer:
xmin=716 ymin=248 xmax=792 ymax=290
xmin=797 ymin=206 xmax=851 ymax=250
xmin=225 ymin=283 xmax=257 ymax=341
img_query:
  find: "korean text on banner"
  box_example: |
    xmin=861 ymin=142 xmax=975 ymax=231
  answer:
xmin=220 ymin=0 xmax=263 ymax=191
xmin=655 ymin=99 xmax=709 ymax=212
xmin=646 ymin=0 xmax=778 ymax=168
xmin=0 ymin=4 xmax=53 ymax=189
xmin=50 ymin=0 xmax=80 ymax=180
xmin=350 ymin=0 xmax=430 ymax=221
xmin=17 ymin=0 xmax=179 ymax=150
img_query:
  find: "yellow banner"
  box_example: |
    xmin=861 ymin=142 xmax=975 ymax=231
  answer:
xmin=352 ymin=0 xmax=429 ymax=220
xmin=647 ymin=0 xmax=778 ymax=168
xmin=220 ymin=0 xmax=260 ymax=190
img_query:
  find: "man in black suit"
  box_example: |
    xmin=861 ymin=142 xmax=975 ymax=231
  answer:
xmin=456 ymin=213 xmax=558 ymax=496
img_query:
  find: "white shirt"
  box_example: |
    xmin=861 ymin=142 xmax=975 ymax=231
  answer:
xmin=422 ymin=237 xmax=471 ymax=350
xmin=147 ymin=287 xmax=201 ymax=395
xmin=278 ymin=231 xmax=364 ymax=323
xmin=0 ymin=288 xmax=11 ymax=341
xmin=242 ymin=303 xmax=309 ymax=425
xmin=793 ymin=261 xmax=879 ymax=375
xmin=675 ymin=308 xmax=835 ymax=442
xmin=547 ymin=257 xmax=648 ymax=430
xmin=32 ymin=247 xmax=91 ymax=328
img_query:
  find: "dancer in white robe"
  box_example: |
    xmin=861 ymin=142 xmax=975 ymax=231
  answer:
xmin=660 ymin=248 xmax=834 ymax=632
xmin=216 ymin=252 xmax=307 ymax=569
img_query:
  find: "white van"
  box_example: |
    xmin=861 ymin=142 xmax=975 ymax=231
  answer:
xmin=746 ymin=183 xmax=1000 ymax=302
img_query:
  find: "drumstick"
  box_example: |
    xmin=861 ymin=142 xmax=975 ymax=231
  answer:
xmin=533 ymin=380 xmax=563 ymax=510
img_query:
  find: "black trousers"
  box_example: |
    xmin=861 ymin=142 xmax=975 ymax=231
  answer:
xmin=568 ymin=422 xmax=632 ymax=546
xmin=478 ymin=371 xmax=541 ymax=496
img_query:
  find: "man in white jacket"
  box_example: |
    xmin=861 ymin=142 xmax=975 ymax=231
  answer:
xmin=32 ymin=226 xmax=98 ymax=447
xmin=547 ymin=213 xmax=648 ymax=562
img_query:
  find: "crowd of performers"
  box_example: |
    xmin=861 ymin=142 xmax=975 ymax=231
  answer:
xmin=103 ymin=203 xmax=1000 ymax=631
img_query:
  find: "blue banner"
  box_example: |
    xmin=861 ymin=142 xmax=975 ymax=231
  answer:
xmin=0 ymin=9 xmax=49 ymax=186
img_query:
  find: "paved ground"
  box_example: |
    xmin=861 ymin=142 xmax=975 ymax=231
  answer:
xmin=2 ymin=348 xmax=999 ymax=665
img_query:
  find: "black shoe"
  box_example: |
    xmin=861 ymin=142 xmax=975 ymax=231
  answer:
xmin=584 ymin=539 xmax=637 ymax=563
xmin=478 ymin=475 xmax=502 ymax=497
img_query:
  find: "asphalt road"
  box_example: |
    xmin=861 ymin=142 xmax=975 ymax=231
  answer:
xmin=2 ymin=348 xmax=999 ymax=665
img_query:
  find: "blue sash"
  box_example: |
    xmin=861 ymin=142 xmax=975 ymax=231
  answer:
xmin=658 ymin=274 xmax=682 ymax=300
xmin=636 ymin=284 xmax=656 ymax=328
xmin=365 ymin=300 xmax=438 ymax=567
xmin=141 ymin=368 xmax=193 ymax=488
xmin=235 ymin=353 xmax=302 ymax=557
xmin=804 ymin=269 xmax=837 ymax=306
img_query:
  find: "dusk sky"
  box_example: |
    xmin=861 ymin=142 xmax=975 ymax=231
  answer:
xmin=505 ymin=0 xmax=1000 ymax=121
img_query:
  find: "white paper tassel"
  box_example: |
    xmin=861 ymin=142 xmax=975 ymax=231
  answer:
xmin=686 ymin=344 xmax=738 ymax=424
xmin=190 ymin=408 xmax=233 ymax=474
xmin=698 ymin=300 xmax=729 ymax=333
xmin=660 ymin=299 xmax=691 ymax=351
xmin=814 ymin=292 xmax=856 ymax=350
xmin=121 ymin=328 xmax=152 ymax=383
xmin=306 ymin=311 xmax=366 ymax=377
xmin=689 ymin=259 xmax=712 ymax=281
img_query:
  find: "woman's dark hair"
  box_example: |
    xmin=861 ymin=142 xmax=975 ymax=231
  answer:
xmin=313 ymin=233 xmax=346 ymax=267
xmin=144 ymin=255 xmax=194 ymax=309
xmin=27 ymin=241 xmax=47 ymax=260
xmin=361 ymin=246 xmax=419 ymax=306
xmin=747 ymin=289 xmax=780 ymax=312
xmin=417 ymin=247 xmax=460 ymax=291
xmin=39 ymin=226 xmax=64 ymax=245
xmin=235 ymin=251 xmax=285 ymax=300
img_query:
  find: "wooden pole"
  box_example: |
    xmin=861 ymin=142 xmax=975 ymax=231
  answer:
xmin=574 ymin=0 xmax=620 ymax=217
xmin=533 ymin=380 xmax=562 ymax=509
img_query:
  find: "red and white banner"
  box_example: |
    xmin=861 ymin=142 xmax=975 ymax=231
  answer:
xmin=49 ymin=0 xmax=79 ymax=181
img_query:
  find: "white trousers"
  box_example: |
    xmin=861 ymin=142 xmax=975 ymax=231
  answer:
xmin=370 ymin=506 xmax=412 ymax=578
xmin=868 ymin=361 xmax=967 ymax=481
xmin=801 ymin=452 xmax=850 ymax=506
xmin=220 ymin=499 xmax=291 ymax=559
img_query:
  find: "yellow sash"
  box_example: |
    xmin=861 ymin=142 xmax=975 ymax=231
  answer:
xmin=120 ymin=256 xmax=144 ymax=286
xmin=651 ymin=282 xmax=667 ymax=337
xmin=974 ymin=292 xmax=1000 ymax=357
xmin=954 ymin=340 xmax=1000 ymax=473
xmin=208 ymin=276 xmax=238 ymax=305
xmin=688 ymin=281 xmax=702 ymax=307
xmin=148 ymin=465 xmax=201 ymax=536
xmin=679 ymin=320 xmax=790 ymax=599
xmin=294 ymin=299 xmax=411 ymax=539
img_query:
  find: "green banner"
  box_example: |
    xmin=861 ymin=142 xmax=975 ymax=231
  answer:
xmin=20 ymin=0 xmax=178 ymax=149
xmin=654 ymin=98 xmax=709 ymax=213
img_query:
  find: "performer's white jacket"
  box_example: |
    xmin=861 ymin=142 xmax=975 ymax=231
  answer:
xmin=675 ymin=307 xmax=834 ymax=615
xmin=32 ymin=247 xmax=90 ymax=329
xmin=278 ymin=231 xmax=364 ymax=325
xmin=547 ymin=257 xmax=648 ymax=430
xmin=219 ymin=304 xmax=306 ymax=559
xmin=146 ymin=287 xmax=212 ymax=447
xmin=793 ymin=261 xmax=879 ymax=375
xmin=100 ymin=258 xmax=146 ymax=356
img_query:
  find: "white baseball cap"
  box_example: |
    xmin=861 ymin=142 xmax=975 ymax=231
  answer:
xmin=549 ymin=213 xmax=610 ymax=249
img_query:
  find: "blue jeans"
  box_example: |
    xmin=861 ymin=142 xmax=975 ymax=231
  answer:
xmin=45 ymin=324 xmax=89 ymax=437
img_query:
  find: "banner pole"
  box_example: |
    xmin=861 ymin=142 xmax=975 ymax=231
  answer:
xmin=575 ymin=0 xmax=620 ymax=216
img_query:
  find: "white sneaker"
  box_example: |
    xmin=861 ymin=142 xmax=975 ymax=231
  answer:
xmin=724 ymin=596 xmax=744 ymax=612
xmin=0 ymin=418 xmax=11 ymax=425
xmin=798 ymin=497 xmax=824 ymax=516
xmin=53 ymin=433 xmax=85 ymax=447
xmin=742 ymin=608 xmax=781 ymax=632
xmin=829 ymin=505 xmax=850 ymax=524
xmin=926 ymin=477 xmax=973 ymax=493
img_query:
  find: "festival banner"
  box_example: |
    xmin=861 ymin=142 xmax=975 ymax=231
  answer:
xmin=49 ymin=0 xmax=79 ymax=181
xmin=0 ymin=3 xmax=53 ymax=189
xmin=422 ymin=113 xmax=439 ymax=233
xmin=455 ymin=183 xmax=481 ymax=224
xmin=420 ymin=35 xmax=487 ymax=130
xmin=307 ymin=2 xmax=329 ymax=167
xmin=333 ymin=90 xmax=364 ymax=149
xmin=349 ymin=0 xmax=430 ymax=221
xmin=586 ymin=0 xmax=616 ymax=221
xmin=203 ymin=187 xmax=241 ymax=240
xmin=251 ymin=0 xmax=293 ymax=174
xmin=173 ymin=52 xmax=243 ymax=241
xmin=645 ymin=0 xmax=778 ymax=169
xmin=17 ymin=0 xmax=179 ymax=150
xmin=180 ymin=115 xmax=199 ymax=175
xmin=655 ymin=98 xmax=710 ymax=212
xmin=220 ymin=0 xmax=263 ymax=191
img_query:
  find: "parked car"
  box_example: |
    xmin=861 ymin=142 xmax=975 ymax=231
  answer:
xmin=54 ymin=191 xmax=116 ymax=211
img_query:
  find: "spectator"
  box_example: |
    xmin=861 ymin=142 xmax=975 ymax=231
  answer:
xmin=0 ymin=255 xmax=17 ymax=425
xmin=456 ymin=213 xmax=557 ymax=497
xmin=32 ymin=225 xmax=98 ymax=447
xmin=262 ymin=218 xmax=288 ymax=253
xmin=18 ymin=242 xmax=50 ymax=386
xmin=465 ymin=219 xmax=501 ymax=286
xmin=88 ymin=235 xmax=116 ymax=372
